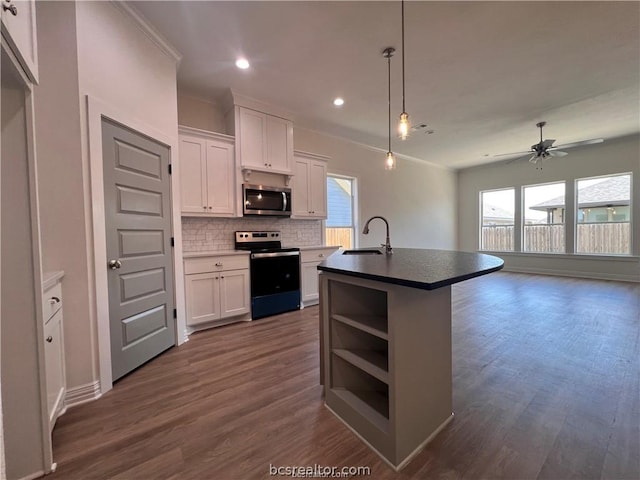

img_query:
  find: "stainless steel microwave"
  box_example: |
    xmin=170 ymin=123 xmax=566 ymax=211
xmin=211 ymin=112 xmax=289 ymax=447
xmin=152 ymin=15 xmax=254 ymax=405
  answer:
xmin=243 ymin=184 xmax=292 ymax=217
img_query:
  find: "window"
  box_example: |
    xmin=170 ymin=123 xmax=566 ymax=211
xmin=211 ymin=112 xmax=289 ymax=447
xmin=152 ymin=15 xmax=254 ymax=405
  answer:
xmin=576 ymin=174 xmax=631 ymax=255
xmin=480 ymin=188 xmax=515 ymax=251
xmin=325 ymin=174 xmax=356 ymax=249
xmin=523 ymin=182 xmax=565 ymax=253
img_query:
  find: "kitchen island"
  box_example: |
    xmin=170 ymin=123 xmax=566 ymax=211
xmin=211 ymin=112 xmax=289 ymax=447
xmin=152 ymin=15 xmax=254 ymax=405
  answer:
xmin=318 ymin=248 xmax=503 ymax=470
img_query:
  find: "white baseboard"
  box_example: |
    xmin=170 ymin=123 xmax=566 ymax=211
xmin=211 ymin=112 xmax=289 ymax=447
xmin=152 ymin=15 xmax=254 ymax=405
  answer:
xmin=16 ymin=469 xmax=46 ymax=480
xmin=502 ymin=266 xmax=640 ymax=283
xmin=65 ymin=380 xmax=102 ymax=408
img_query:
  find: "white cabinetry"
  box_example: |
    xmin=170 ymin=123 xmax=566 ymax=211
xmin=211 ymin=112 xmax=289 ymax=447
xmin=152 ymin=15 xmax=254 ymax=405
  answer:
xmin=184 ymin=254 xmax=250 ymax=330
xmin=292 ymin=151 xmax=328 ymax=219
xmin=300 ymin=247 xmax=338 ymax=307
xmin=233 ymin=106 xmax=293 ymax=175
xmin=42 ymin=274 xmax=66 ymax=430
xmin=1 ymin=0 xmax=38 ymax=82
xmin=179 ymin=126 xmax=236 ymax=217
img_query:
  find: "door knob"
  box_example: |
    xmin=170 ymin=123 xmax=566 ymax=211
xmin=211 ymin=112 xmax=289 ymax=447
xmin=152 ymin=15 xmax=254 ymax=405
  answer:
xmin=108 ymin=259 xmax=122 ymax=270
xmin=2 ymin=2 xmax=17 ymax=16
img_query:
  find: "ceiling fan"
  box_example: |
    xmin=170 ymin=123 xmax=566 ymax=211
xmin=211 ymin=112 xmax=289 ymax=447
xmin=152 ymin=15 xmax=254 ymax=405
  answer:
xmin=496 ymin=121 xmax=604 ymax=167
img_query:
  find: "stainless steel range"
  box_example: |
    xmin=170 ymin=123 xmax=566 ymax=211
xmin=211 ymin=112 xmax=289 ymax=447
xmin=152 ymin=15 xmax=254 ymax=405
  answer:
xmin=235 ymin=231 xmax=301 ymax=319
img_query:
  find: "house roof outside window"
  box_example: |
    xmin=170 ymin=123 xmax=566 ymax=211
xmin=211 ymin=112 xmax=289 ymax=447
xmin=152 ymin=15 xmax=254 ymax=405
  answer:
xmin=531 ymin=175 xmax=631 ymax=211
xmin=482 ymin=203 xmax=514 ymax=223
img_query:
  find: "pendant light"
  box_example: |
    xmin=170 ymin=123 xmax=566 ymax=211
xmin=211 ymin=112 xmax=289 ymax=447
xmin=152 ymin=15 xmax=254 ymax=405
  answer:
xmin=383 ymin=47 xmax=396 ymax=170
xmin=398 ymin=0 xmax=410 ymax=140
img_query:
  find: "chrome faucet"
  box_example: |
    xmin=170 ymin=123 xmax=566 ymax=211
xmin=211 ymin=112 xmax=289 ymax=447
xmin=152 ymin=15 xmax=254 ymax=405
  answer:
xmin=362 ymin=216 xmax=392 ymax=254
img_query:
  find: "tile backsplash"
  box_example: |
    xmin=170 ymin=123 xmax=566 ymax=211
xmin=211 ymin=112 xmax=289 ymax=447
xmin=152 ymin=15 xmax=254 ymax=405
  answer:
xmin=182 ymin=217 xmax=323 ymax=252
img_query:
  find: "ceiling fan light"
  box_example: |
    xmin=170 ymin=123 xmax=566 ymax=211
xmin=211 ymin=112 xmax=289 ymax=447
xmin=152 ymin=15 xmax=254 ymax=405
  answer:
xmin=235 ymin=58 xmax=250 ymax=69
xmin=398 ymin=112 xmax=410 ymax=140
xmin=385 ymin=151 xmax=396 ymax=170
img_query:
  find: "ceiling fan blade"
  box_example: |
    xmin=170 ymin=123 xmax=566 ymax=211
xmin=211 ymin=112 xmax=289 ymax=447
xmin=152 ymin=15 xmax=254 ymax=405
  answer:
xmin=541 ymin=139 xmax=556 ymax=148
xmin=548 ymin=150 xmax=568 ymax=157
xmin=505 ymin=153 xmax=534 ymax=165
xmin=553 ymin=138 xmax=604 ymax=149
xmin=494 ymin=150 xmax=532 ymax=157
xmin=527 ymin=154 xmax=540 ymax=164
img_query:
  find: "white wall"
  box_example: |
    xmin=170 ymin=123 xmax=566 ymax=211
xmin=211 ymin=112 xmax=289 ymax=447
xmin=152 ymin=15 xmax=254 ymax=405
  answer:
xmin=34 ymin=0 xmax=92 ymax=394
xmin=294 ymin=129 xmax=457 ymax=250
xmin=35 ymin=1 xmax=182 ymax=397
xmin=178 ymin=92 xmax=226 ymax=132
xmin=176 ymin=96 xmax=458 ymax=250
xmin=75 ymin=0 xmax=182 ymax=392
xmin=457 ymin=134 xmax=640 ymax=281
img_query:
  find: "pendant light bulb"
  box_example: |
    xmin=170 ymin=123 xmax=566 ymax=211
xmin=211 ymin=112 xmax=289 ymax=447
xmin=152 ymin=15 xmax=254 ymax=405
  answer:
xmin=398 ymin=112 xmax=410 ymax=140
xmin=398 ymin=0 xmax=410 ymax=141
xmin=383 ymin=47 xmax=396 ymax=171
xmin=385 ymin=151 xmax=396 ymax=170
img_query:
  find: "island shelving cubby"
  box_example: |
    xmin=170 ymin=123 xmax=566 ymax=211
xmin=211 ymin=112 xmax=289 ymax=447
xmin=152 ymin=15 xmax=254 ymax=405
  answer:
xmin=321 ymin=271 xmax=455 ymax=470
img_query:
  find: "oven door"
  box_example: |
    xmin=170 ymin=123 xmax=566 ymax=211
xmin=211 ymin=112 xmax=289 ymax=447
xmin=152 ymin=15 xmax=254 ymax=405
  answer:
xmin=243 ymin=185 xmax=291 ymax=216
xmin=250 ymin=251 xmax=300 ymax=297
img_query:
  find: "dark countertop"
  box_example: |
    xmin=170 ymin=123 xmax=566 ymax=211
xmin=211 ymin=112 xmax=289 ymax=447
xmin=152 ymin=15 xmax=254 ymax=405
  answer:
xmin=317 ymin=248 xmax=504 ymax=290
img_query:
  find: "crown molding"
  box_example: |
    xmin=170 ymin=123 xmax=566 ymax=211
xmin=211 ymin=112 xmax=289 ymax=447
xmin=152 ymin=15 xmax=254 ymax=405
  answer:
xmin=111 ymin=1 xmax=182 ymax=65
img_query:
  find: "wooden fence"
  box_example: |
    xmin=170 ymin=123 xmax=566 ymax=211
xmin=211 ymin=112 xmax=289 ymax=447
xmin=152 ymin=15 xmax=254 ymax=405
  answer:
xmin=523 ymin=224 xmax=565 ymax=253
xmin=481 ymin=222 xmax=630 ymax=254
xmin=576 ymin=222 xmax=630 ymax=254
xmin=326 ymin=227 xmax=353 ymax=249
xmin=481 ymin=225 xmax=514 ymax=251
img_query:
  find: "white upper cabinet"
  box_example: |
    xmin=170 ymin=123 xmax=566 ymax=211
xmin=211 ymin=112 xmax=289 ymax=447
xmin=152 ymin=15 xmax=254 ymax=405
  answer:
xmin=292 ymin=151 xmax=328 ymax=219
xmin=235 ymin=106 xmax=293 ymax=174
xmin=1 ymin=0 xmax=38 ymax=83
xmin=178 ymin=127 xmax=236 ymax=217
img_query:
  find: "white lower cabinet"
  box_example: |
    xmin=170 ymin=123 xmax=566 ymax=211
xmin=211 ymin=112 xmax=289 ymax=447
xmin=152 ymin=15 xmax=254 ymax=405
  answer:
xmin=184 ymin=254 xmax=250 ymax=329
xmin=42 ymin=274 xmax=66 ymax=430
xmin=300 ymin=247 xmax=338 ymax=307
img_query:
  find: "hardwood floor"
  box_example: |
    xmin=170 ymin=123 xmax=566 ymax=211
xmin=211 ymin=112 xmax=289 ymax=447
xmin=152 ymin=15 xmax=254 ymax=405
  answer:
xmin=48 ymin=272 xmax=639 ymax=479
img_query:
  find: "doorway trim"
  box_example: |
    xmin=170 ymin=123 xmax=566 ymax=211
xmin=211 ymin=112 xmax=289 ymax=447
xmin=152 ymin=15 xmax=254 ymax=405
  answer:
xmin=86 ymin=95 xmax=186 ymax=394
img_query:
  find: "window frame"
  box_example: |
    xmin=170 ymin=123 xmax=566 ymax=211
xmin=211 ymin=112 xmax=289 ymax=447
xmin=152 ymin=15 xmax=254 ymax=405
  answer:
xmin=324 ymin=172 xmax=358 ymax=249
xmin=479 ymin=187 xmax=516 ymax=252
xmin=574 ymin=172 xmax=632 ymax=256
xmin=521 ymin=180 xmax=567 ymax=254
xmin=477 ymin=172 xmax=634 ymax=257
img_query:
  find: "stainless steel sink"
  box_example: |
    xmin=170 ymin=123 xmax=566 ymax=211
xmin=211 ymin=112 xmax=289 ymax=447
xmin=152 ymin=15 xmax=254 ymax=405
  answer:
xmin=342 ymin=249 xmax=383 ymax=255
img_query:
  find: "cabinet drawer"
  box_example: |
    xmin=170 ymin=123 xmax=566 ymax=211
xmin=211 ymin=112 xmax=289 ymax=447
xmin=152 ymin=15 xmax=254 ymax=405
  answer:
xmin=42 ymin=282 xmax=63 ymax=323
xmin=301 ymin=248 xmax=336 ymax=264
xmin=184 ymin=255 xmax=249 ymax=274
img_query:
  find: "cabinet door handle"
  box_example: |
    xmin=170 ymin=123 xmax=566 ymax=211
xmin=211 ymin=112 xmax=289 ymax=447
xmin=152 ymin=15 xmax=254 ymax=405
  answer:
xmin=215 ymin=262 xmax=223 ymax=267
xmin=46 ymin=336 xmax=53 ymax=343
xmin=208 ymin=206 xmax=212 ymax=209
xmin=221 ymin=276 xmax=224 ymax=279
xmin=49 ymin=296 xmax=61 ymax=305
xmin=318 ymin=254 xmax=324 ymax=258
xmin=203 ymin=206 xmax=207 ymax=210
xmin=2 ymin=2 xmax=17 ymax=15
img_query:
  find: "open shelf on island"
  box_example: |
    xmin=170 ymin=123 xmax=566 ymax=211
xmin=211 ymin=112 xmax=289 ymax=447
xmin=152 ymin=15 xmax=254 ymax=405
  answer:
xmin=331 ymin=353 xmax=390 ymax=429
xmin=329 ymin=280 xmax=388 ymax=322
xmin=331 ymin=387 xmax=390 ymax=434
xmin=333 ymin=348 xmax=388 ymax=384
xmin=332 ymin=313 xmax=388 ymax=340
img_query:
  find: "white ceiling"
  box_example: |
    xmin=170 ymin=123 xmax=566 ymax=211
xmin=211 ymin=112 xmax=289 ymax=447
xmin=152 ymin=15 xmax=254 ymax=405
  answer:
xmin=128 ymin=1 xmax=640 ymax=169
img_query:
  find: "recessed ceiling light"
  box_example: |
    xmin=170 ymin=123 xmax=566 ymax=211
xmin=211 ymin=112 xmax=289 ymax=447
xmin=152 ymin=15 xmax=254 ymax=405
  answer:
xmin=333 ymin=97 xmax=344 ymax=107
xmin=235 ymin=58 xmax=250 ymax=69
